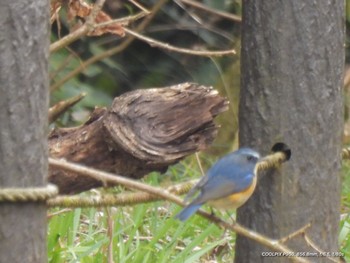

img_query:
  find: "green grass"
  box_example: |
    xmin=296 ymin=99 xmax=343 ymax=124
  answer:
xmin=48 ymin=159 xmax=350 ymax=262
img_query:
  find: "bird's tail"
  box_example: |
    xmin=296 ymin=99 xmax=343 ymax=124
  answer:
xmin=175 ymin=203 xmax=202 ymax=221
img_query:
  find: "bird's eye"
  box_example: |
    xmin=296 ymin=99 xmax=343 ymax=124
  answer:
xmin=247 ymin=155 xmax=257 ymax=162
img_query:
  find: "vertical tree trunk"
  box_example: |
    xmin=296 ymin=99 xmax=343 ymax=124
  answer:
xmin=236 ymin=1 xmax=344 ymax=262
xmin=0 ymin=1 xmax=49 ymax=262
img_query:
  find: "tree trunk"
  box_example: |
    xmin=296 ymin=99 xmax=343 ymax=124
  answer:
xmin=0 ymin=1 xmax=49 ymax=262
xmin=235 ymin=1 xmax=344 ymax=262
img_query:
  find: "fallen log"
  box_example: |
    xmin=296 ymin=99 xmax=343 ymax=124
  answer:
xmin=49 ymin=83 xmax=229 ymax=194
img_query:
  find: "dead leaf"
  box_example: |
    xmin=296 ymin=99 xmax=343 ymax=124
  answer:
xmin=68 ymin=0 xmax=91 ymax=21
xmin=67 ymin=0 xmax=125 ymax=37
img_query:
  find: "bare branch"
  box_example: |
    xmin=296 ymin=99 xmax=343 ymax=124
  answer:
xmin=195 ymin=152 xmax=205 ymax=177
xmin=127 ymin=0 xmax=150 ymax=14
xmin=106 ymin=208 xmax=114 ymax=263
xmin=279 ymin=223 xmax=311 ymax=244
xmin=49 ymin=93 xmax=86 ymax=123
xmin=180 ymin=0 xmax=242 ymax=22
xmin=95 ymin=11 xmax=149 ymax=27
xmin=304 ymin=234 xmax=343 ymax=263
xmin=50 ymin=24 xmax=89 ymax=54
xmin=123 ymin=27 xmax=236 ymax=57
xmin=47 ymin=208 xmax=72 ymax=219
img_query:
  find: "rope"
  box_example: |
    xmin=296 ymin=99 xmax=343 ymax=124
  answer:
xmin=256 ymin=151 xmax=287 ymax=172
xmin=0 ymin=184 xmax=58 ymax=203
xmin=47 ymin=180 xmax=195 ymax=207
xmin=342 ymin=148 xmax=350 ymax=160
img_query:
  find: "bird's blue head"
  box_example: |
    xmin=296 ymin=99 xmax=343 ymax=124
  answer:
xmin=207 ymin=147 xmax=260 ymax=177
xmin=228 ymin=148 xmax=260 ymax=175
xmin=235 ymin=148 xmax=260 ymax=165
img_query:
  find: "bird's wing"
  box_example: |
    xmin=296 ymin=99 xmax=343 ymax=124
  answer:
xmin=193 ymin=172 xmax=254 ymax=204
xmin=184 ymin=174 xmax=210 ymax=202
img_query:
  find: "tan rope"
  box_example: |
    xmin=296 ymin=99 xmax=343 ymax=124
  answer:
xmin=47 ymin=180 xmax=195 ymax=207
xmin=256 ymin=152 xmax=287 ymax=172
xmin=342 ymin=147 xmax=350 ymax=160
xmin=0 ymin=184 xmax=58 ymax=203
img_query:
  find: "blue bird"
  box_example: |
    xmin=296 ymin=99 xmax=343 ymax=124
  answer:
xmin=176 ymin=148 xmax=260 ymax=221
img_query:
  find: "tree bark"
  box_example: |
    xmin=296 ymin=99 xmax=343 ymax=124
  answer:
xmin=236 ymin=1 xmax=344 ymax=262
xmin=0 ymin=1 xmax=49 ymax=263
xmin=49 ymin=83 xmax=228 ymax=194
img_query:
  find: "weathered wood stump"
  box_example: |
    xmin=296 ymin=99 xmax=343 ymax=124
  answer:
xmin=49 ymin=83 xmax=228 ymax=194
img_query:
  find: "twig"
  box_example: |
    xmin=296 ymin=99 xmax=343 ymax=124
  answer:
xmin=106 ymin=208 xmax=114 ymax=263
xmin=304 ymin=234 xmax=342 ymax=263
xmin=174 ymin=0 xmax=202 ymax=24
xmin=123 ymin=27 xmax=236 ymax=57
xmin=128 ymin=0 xmax=150 ymax=14
xmin=94 ymin=11 xmax=149 ymax=27
xmin=195 ymin=152 xmax=205 ymax=177
xmin=48 ymin=158 xmax=309 ymax=263
xmin=50 ymin=24 xmax=89 ymax=53
xmin=279 ymin=223 xmax=311 ymax=244
xmin=148 ymin=23 xmax=233 ymax=42
xmin=180 ymin=0 xmax=242 ymax=22
xmin=49 ymin=93 xmax=86 ymax=123
xmin=47 ymin=208 xmax=73 ymax=219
